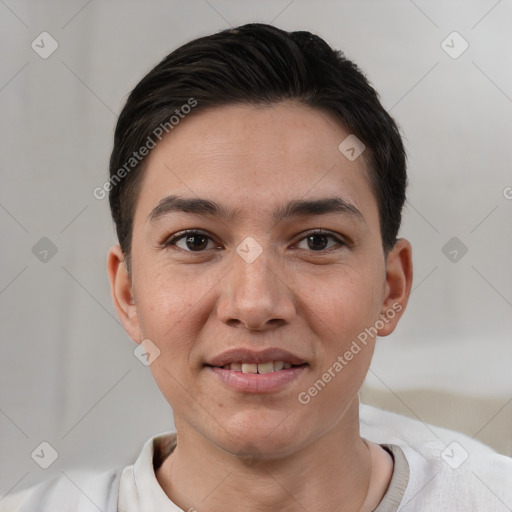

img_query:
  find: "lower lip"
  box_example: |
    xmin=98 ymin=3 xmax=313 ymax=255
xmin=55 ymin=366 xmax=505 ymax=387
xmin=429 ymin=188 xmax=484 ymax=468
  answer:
xmin=208 ymin=365 xmax=307 ymax=393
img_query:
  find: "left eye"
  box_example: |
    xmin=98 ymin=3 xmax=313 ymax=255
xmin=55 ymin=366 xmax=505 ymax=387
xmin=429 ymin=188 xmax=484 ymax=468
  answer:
xmin=296 ymin=231 xmax=344 ymax=251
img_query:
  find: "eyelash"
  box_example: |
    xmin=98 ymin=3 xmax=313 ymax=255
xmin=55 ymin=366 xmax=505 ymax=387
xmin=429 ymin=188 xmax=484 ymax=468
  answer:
xmin=161 ymin=229 xmax=347 ymax=254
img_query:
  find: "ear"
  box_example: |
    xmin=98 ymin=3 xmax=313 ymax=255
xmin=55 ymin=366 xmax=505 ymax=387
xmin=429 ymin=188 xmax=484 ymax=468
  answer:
xmin=376 ymin=238 xmax=413 ymax=337
xmin=107 ymin=244 xmax=142 ymax=344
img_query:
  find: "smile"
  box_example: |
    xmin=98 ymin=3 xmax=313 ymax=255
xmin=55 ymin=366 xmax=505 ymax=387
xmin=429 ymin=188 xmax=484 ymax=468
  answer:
xmin=212 ymin=361 xmax=303 ymax=373
xmin=207 ymin=363 xmax=308 ymax=393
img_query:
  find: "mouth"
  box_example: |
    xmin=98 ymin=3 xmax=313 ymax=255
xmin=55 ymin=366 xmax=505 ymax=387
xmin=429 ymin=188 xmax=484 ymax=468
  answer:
xmin=206 ymin=361 xmax=307 ymax=373
xmin=204 ymin=348 xmax=309 ymax=393
xmin=205 ymin=347 xmax=308 ymax=371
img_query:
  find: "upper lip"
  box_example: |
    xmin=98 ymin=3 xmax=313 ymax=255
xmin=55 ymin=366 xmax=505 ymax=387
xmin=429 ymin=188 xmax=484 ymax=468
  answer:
xmin=206 ymin=348 xmax=307 ymax=367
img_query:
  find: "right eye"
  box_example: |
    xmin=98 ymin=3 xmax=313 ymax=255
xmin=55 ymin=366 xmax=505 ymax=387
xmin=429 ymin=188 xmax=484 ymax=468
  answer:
xmin=163 ymin=230 xmax=221 ymax=252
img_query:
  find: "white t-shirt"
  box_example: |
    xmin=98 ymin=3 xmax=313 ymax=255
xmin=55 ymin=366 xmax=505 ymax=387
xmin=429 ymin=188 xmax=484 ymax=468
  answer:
xmin=2 ymin=404 xmax=512 ymax=511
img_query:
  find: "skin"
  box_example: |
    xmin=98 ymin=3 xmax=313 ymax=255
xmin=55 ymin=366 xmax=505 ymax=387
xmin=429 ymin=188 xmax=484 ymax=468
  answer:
xmin=108 ymin=101 xmax=413 ymax=512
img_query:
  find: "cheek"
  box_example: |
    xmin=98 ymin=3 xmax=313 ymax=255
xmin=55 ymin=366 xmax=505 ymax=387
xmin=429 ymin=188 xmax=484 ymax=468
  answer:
xmin=295 ymin=263 xmax=383 ymax=342
xmin=296 ymin=270 xmax=378 ymax=423
xmin=131 ymin=260 xmax=226 ymax=400
xmin=134 ymin=260 xmax=215 ymax=335
xmin=134 ymin=267 xmax=203 ymax=410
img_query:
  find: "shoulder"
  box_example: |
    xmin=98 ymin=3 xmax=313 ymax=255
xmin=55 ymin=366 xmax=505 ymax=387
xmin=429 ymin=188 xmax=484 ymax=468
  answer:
xmin=1 ymin=433 xmax=176 ymax=512
xmin=360 ymin=403 xmax=512 ymax=510
xmin=1 ymin=467 xmax=122 ymax=512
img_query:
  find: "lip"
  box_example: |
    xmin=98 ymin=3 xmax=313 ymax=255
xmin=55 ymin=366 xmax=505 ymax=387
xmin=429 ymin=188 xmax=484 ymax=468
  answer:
xmin=206 ymin=347 xmax=307 ymax=367
xmin=208 ymin=365 xmax=308 ymax=393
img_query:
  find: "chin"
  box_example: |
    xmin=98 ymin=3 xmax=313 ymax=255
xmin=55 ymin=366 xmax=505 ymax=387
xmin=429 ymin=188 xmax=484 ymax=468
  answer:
xmin=216 ymin=409 xmax=307 ymax=455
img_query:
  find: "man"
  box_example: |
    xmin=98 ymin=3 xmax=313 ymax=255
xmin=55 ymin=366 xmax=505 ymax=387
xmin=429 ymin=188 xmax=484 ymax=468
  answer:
xmin=4 ymin=22 xmax=511 ymax=512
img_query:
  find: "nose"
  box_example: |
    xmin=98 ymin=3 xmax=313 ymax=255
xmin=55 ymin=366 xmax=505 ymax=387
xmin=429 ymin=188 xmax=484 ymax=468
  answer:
xmin=216 ymin=244 xmax=296 ymax=332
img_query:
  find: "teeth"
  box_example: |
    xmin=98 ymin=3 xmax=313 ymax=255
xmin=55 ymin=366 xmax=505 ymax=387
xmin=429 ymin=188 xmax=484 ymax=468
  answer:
xmin=231 ymin=361 xmax=295 ymax=373
xmin=257 ymin=362 xmax=274 ymax=374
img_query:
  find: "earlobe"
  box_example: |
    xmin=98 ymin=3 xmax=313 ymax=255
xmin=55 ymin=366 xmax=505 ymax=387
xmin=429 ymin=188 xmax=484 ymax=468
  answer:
xmin=377 ymin=238 xmax=413 ymax=337
xmin=107 ymin=244 xmax=142 ymax=343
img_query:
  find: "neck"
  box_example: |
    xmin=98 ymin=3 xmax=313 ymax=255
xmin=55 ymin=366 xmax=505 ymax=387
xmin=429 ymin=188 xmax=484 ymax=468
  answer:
xmin=156 ymin=401 xmax=392 ymax=512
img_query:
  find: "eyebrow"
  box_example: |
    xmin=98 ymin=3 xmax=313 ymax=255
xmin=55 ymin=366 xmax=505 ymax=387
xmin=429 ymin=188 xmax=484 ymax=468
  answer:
xmin=148 ymin=195 xmax=365 ymax=224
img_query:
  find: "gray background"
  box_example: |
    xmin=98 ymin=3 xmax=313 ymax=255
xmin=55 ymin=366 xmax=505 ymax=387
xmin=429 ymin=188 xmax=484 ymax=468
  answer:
xmin=1 ymin=0 xmax=511 ymax=498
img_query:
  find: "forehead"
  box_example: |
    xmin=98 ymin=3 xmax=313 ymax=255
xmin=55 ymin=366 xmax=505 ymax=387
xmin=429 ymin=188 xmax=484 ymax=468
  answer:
xmin=135 ymin=102 xmax=377 ymax=225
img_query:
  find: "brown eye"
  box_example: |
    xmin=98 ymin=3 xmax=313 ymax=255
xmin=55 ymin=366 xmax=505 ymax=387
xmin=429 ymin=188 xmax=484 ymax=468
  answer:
xmin=164 ymin=231 xmax=217 ymax=252
xmin=306 ymin=234 xmax=329 ymax=251
xmin=296 ymin=230 xmax=344 ymax=252
xmin=183 ymin=233 xmax=209 ymax=251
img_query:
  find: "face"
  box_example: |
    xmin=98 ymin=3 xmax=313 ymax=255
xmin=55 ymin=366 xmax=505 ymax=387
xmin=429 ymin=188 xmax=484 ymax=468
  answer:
xmin=109 ymin=101 xmax=412 ymax=459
